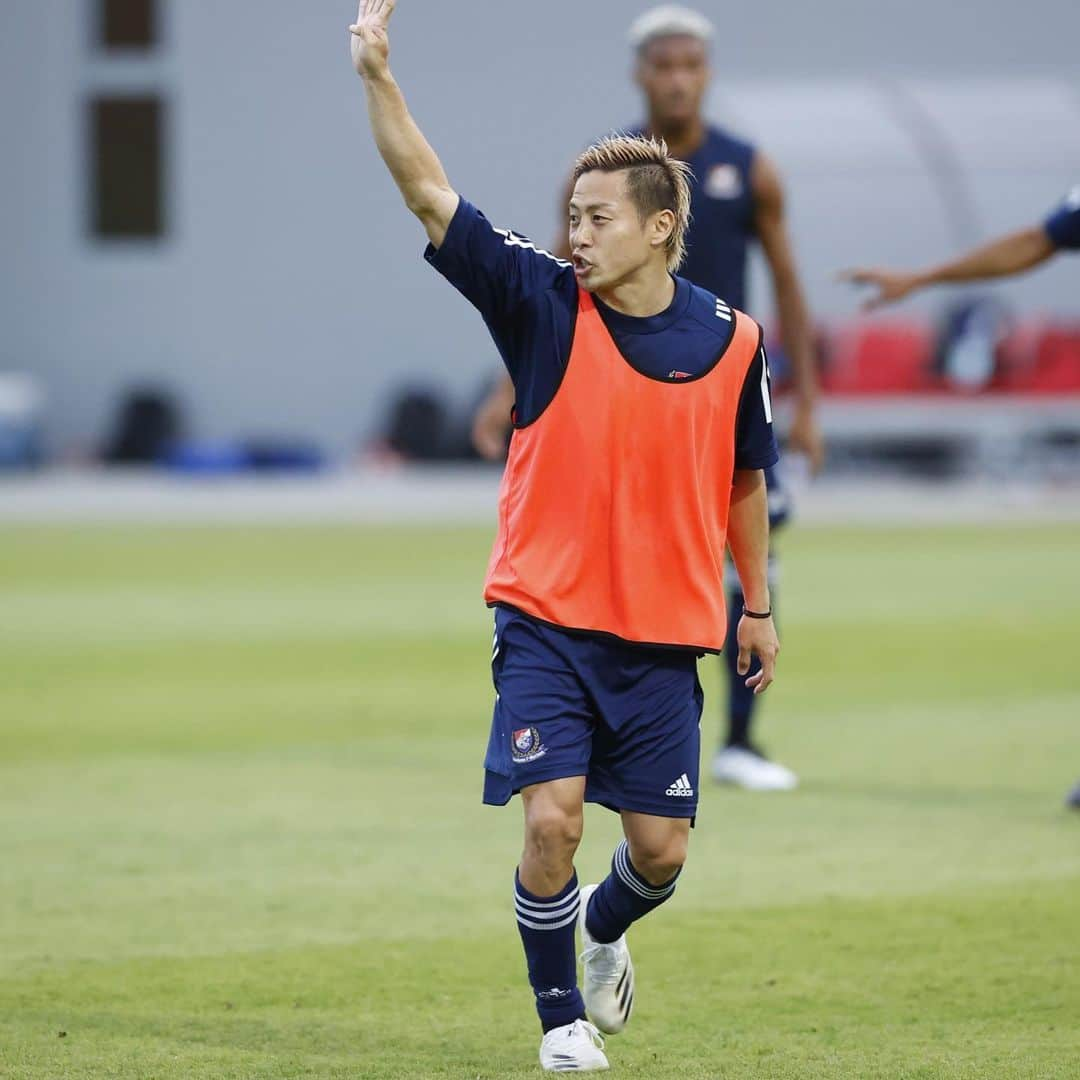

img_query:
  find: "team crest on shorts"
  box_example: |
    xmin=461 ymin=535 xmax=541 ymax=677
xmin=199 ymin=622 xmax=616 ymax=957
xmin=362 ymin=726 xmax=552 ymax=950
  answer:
xmin=511 ymin=726 xmax=546 ymax=763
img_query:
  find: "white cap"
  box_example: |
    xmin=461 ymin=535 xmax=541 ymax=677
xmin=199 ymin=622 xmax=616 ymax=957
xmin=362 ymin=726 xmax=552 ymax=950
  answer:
xmin=627 ymin=5 xmax=715 ymax=51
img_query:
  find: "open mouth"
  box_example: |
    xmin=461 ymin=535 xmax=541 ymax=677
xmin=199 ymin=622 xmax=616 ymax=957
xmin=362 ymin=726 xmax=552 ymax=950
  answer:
xmin=572 ymin=255 xmax=592 ymax=275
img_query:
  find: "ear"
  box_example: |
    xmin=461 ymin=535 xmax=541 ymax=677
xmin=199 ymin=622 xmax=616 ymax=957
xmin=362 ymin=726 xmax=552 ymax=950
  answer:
xmin=651 ymin=209 xmax=676 ymax=251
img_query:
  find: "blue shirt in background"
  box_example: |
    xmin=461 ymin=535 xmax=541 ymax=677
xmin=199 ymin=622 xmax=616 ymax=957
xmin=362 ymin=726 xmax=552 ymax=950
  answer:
xmin=1044 ymin=186 xmax=1080 ymax=251
xmin=626 ymin=125 xmax=758 ymax=312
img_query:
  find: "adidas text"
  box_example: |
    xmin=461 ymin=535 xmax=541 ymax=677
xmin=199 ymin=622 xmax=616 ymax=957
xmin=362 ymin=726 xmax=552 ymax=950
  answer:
xmin=666 ymin=773 xmax=695 ymax=797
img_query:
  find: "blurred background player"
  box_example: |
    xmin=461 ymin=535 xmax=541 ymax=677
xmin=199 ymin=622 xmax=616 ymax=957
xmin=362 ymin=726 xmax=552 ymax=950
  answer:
xmin=472 ymin=4 xmax=822 ymax=792
xmin=845 ymin=185 xmax=1080 ymax=810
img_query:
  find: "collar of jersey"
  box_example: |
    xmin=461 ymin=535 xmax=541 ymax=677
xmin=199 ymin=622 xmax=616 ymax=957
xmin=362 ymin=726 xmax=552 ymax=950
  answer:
xmin=592 ymin=275 xmax=691 ymax=337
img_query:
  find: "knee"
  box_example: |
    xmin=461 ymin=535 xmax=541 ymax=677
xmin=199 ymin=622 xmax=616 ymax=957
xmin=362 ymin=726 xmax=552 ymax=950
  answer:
xmin=627 ymin=833 xmax=688 ymax=886
xmin=524 ymin=805 xmax=583 ymax=867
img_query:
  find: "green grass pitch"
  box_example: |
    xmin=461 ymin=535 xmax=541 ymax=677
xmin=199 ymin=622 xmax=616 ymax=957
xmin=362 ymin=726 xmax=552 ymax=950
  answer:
xmin=1 ymin=521 xmax=1078 ymax=1078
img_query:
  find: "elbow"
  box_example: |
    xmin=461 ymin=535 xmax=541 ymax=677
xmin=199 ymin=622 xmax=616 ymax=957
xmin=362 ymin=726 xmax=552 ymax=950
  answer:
xmin=404 ymin=192 xmax=434 ymax=219
xmin=733 ymin=467 xmax=765 ymax=487
xmin=404 ymin=182 xmax=452 ymax=221
xmin=731 ymin=468 xmax=765 ymax=501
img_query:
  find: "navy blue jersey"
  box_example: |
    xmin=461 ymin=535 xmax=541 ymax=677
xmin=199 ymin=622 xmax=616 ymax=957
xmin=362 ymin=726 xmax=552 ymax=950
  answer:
xmin=628 ymin=125 xmax=756 ymax=310
xmin=1044 ymin=186 xmax=1080 ymax=250
xmin=426 ymin=197 xmax=778 ymax=471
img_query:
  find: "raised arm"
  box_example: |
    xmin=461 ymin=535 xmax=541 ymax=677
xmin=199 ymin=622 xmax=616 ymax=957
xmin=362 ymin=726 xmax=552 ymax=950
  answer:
xmin=349 ymin=0 xmax=458 ymax=247
xmin=841 ymin=226 xmax=1056 ymax=311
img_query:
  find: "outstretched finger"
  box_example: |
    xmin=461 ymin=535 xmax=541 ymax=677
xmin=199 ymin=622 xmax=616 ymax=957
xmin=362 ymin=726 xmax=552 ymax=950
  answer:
xmin=747 ymin=674 xmax=771 ymax=694
xmin=736 ymin=644 xmax=751 ymax=677
xmin=749 ymin=654 xmax=775 ymax=695
xmin=352 ymin=0 xmax=395 ymax=34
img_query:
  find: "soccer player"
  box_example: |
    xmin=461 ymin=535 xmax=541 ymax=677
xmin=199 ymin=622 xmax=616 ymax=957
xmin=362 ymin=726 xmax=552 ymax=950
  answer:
xmin=350 ymin=0 xmax=781 ymax=1069
xmin=845 ymin=186 xmax=1080 ymax=811
xmin=471 ymin=4 xmax=820 ymax=793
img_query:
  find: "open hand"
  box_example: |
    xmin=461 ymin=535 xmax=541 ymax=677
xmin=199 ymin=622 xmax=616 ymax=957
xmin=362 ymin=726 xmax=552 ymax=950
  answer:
xmin=349 ymin=0 xmax=398 ymax=78
xmin=736 ymin=614 xmax=779 ymax=695
xmin=838 ymin=267 xmax=920 ymax=311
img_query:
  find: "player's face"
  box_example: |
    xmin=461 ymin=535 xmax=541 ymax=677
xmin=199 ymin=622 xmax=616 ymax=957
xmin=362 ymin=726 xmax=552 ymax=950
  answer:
xmin=635 ymin=35 xmax=709 ymax=127
xmin=568 ymin=171 xmax=661 ymax=291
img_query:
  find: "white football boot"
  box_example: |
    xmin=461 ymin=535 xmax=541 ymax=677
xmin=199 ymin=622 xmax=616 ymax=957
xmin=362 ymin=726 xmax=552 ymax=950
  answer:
xmin=577 ymin=883 xmax=634 ymax=1034
xmin=711 ymin=745 xmax=798 ymax=791
xmin=539 ymin=1019 xmax=609 ymax=1072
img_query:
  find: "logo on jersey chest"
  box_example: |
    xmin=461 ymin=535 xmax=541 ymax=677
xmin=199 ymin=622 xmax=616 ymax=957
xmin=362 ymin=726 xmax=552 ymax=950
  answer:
xmin=511 ymin=726 xmax=547 ymax=763
xmin=668 ymin=370 xmax=692 ymax=380
xmin=705 ymin=163 xmax=743 ymax=200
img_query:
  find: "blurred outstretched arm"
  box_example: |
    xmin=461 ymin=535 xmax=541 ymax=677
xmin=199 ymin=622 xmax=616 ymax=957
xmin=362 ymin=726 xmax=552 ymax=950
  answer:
xmin=349 ymin=0 xmax=458 ymax=247
xmin=753 ymin=152 xmax=823 ymax=472
xmin=471 ymin=376 xmax=516 ymax=461
xmin=841 ymin=226 xmax=1056 ymax=311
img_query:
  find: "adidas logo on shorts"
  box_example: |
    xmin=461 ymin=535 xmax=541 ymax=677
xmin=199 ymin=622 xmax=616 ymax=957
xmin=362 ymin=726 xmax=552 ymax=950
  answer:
xmin=665 ymin=773 xmax=695 ymax=797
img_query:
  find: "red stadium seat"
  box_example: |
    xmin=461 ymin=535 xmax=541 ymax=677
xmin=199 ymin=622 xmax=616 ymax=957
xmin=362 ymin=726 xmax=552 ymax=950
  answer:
xmin=1028 ymin=326 xmax=1080 ymax=392
xmin=995 ymin=323 xmax=1080 ymax=393
xmin=823 ymin=322 xmax=937 ymax=394
xmin=992 ymin=321 xmax=1043 ymax=391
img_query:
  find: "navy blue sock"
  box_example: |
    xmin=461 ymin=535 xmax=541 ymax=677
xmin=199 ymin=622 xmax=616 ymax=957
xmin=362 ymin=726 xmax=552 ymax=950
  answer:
xmin=514 ymin=870 xmax=586 ymax=1033
xmin=724 ymin=584 xmax=758 ymax=748
xmin=585 ymin=840 xmax=680 ymax=945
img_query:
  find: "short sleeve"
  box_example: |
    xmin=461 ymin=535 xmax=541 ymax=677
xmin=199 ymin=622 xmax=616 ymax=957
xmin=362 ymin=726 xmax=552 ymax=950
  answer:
xmin=1044 ymin=186 xmax=1080 ymax=251
xmin=734 ymin=344 xmax=780 ymax=471
xmin=424 ymin=197 xmax=575 ymax=326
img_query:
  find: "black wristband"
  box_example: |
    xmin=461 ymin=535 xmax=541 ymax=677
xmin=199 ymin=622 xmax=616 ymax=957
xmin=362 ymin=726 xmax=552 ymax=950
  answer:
xmin=742 ymin=607 xmax=772 ymax=619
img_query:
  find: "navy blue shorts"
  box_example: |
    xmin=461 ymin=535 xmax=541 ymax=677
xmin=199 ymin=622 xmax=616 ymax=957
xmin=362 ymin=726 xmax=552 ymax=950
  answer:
xmin=482 ymin=606 xmax=703 ymax=819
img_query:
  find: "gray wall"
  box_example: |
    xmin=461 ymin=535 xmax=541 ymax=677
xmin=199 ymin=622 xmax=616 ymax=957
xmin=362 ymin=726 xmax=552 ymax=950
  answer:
xmin=3 ymin=0 xmax=1080 ymax=455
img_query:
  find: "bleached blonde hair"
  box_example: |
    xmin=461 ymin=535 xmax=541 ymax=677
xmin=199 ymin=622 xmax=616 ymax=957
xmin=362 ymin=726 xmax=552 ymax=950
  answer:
xmin=572 ymin=134 xmax=694 ymax=272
